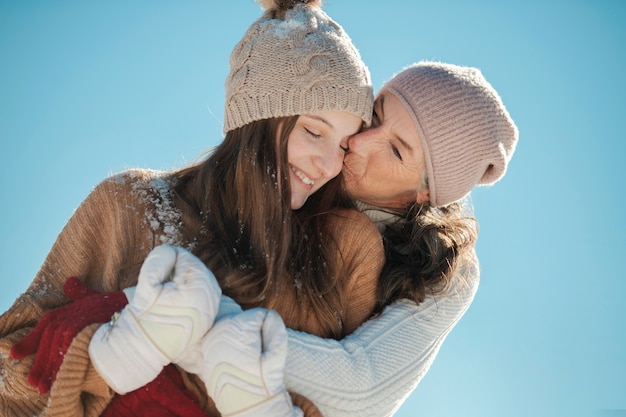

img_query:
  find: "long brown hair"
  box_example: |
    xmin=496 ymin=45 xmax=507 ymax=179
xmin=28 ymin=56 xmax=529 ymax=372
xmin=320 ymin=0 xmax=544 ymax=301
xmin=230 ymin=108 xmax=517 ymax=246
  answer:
xmin=173 ymin=116 xmax=349 ymax=338
xmin=376 ymin=201 xmax=478 ymax=311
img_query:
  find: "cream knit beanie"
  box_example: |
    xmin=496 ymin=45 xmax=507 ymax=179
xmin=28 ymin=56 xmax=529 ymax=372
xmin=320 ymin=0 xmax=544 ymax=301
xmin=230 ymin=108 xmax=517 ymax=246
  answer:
xmin=380 ymin=61 xmax=519 ymax=207
xmin=223 ymin=0 xmax=373 ymax=133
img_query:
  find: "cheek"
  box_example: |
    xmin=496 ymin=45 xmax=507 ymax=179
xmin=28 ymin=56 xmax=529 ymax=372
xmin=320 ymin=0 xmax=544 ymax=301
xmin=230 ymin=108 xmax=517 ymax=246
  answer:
xmin=342 ymin=152 xmax=365 ymax=179
xmin=287 ymin=134 xmax=313 ymax=165
xmin=350 ymin=130 xmax=386 ymax=154
xmin=362 ymin=153 xmax=386 ymax=177
xmin=286 ymin=134 xmax=297 ymax=163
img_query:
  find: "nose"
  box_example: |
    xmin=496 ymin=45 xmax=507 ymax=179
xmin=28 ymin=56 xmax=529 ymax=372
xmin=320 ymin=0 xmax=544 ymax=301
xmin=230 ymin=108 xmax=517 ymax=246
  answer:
xmin=347 ymin=128 xmax=373 ymax=154
xmin=315 ymin=147 xmax=344 ymax=179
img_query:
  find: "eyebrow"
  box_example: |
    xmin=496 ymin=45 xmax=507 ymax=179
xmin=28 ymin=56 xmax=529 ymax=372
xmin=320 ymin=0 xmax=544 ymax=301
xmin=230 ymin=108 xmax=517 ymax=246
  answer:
xmin=301 ymin=114 xmax=334 ymax=130
xmin=396 ymin=136 xmax=415 ymax=156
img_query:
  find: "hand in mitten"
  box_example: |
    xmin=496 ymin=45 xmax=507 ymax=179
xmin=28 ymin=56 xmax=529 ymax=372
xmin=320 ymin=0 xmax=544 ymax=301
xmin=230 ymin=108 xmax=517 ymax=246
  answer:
xmin=10 ymin=276 xmax=128 ymax=394
xmin=175 ymin=294 xmax=244 ymax=374
xmin=188 ymin=308 xmax=303 ymax=417
xmin=89 ymin=244 xmax=221 ymax=394
xmin=102 ymin=365 xmax=207 ymax=417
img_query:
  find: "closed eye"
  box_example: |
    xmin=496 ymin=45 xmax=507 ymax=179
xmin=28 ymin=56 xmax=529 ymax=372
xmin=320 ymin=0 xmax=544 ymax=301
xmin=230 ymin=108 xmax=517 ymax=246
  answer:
xmin=304 ymin=127 xmax=322 ymax=139
xmin=392 ymin=144 xmax=402 ymax=161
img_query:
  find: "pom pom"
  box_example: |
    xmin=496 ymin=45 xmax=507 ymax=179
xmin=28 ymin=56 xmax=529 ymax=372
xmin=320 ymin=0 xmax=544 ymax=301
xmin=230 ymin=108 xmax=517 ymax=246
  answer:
xmin=256 ymin=0 xmax=322 ymax=12
xmin=256 ymin=0 xmax=279 ymax=10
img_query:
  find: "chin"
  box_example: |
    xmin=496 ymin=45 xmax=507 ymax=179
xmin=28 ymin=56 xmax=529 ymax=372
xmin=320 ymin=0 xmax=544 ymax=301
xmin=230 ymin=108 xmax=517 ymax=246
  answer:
xmin=291 ymin=198 xmax=306 ymax=210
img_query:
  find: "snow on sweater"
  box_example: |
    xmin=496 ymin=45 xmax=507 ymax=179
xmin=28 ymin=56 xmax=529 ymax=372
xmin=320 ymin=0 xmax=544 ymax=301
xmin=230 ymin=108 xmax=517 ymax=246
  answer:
xmin=0 ymin=169 xmax=383 ymax=417
xmin=0 ymin=169 xmax=478 ymax=417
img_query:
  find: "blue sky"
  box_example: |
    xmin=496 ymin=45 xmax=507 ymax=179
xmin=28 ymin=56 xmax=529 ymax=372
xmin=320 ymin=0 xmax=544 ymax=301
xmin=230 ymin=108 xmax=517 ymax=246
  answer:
xmin=1 ymin=1 xmax=625 ymax=416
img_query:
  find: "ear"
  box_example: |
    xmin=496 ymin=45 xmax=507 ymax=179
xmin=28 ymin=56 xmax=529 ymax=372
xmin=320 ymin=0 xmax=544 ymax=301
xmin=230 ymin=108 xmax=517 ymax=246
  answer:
xmin=416 ymin=189 xmax=430 ymax=205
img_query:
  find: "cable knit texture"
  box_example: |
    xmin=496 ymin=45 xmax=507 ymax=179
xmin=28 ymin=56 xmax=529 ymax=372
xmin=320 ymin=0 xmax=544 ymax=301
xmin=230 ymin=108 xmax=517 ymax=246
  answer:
xmin=0 ymin=168 xmax=383 ymax=417
xmin=224 ymin=2 xmax=373 ymax=132
xmin=284 ymin=249 xmax=479 ymax=417
xmin=381 ymin=61 xmax=518 ymax=207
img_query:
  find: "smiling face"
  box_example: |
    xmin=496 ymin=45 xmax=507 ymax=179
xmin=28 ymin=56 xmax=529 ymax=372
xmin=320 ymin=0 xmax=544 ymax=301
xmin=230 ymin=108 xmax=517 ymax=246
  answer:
xmin=286 ymin=110 xmax=363 ymax=210
xmin=342 ymin=92 xmax=430 ymax=209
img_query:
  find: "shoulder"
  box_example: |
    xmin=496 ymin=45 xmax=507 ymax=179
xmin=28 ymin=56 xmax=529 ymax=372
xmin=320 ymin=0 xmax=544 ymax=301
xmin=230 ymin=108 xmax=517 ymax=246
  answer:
xmin=328 ymin=210 xmax=383 ymax=333
xmin=440 ymin=245 xmax=480 ymax=308
xmin=326 ymin=208 xmax=382 ymax=243
xmin=326 ymin=208 xmax=384 ymax=271
xmin=98 ymin=168 xmax=171 ymax=193
xmin=98 ymin=168 xmax=185 ymax=245
xmin=78 ymin=168 xmax=180 ymax=234
xmin=455 ymin=246 xmax=480 ymax=294
xmin=88 ymin=169 xmax=176 ymax=208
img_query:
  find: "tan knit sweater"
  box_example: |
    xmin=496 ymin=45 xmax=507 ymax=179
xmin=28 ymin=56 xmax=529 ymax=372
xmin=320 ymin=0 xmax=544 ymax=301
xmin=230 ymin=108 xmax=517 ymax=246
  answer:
xmin=0 ymin=169 xmax=383 ymax=417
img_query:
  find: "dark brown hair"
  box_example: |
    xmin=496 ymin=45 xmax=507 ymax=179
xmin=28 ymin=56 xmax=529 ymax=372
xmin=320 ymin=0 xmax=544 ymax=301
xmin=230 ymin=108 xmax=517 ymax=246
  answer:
xmin=375 ymin=201 xmax=478 ymax=312
xmin=173 ymin=116 xmax=349 ymax=338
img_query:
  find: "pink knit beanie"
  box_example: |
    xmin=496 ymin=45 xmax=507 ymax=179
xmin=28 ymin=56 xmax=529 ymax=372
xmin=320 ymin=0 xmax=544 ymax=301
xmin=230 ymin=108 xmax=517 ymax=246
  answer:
xmin=379 ymin=61 xmax=519 ymax=207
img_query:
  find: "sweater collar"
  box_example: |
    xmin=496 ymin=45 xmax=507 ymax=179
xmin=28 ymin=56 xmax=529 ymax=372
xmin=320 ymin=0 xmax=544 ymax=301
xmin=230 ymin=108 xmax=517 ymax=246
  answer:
xmin=354 ymin=200 xmax=403 ymax=233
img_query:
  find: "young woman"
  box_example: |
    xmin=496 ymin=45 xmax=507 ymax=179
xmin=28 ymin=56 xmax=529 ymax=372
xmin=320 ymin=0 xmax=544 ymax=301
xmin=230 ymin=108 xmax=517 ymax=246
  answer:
xmin=0 ymin=1 xmax=380 ymax=416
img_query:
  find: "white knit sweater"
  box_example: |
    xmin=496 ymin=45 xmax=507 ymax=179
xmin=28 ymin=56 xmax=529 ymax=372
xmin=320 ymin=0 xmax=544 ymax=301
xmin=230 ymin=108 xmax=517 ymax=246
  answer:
xmin=282 ymin=203 xmax=480 ymax=417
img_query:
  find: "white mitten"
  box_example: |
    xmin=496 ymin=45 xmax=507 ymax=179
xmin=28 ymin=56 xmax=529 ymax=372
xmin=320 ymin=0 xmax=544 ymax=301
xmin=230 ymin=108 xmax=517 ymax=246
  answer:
xmin=186 ymin=308 xmax=302 ymax=417
xmin=89 ymin=244 xmax=221 ymax=394
xmin=176 ymin=294 xmax=243 ymax=374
